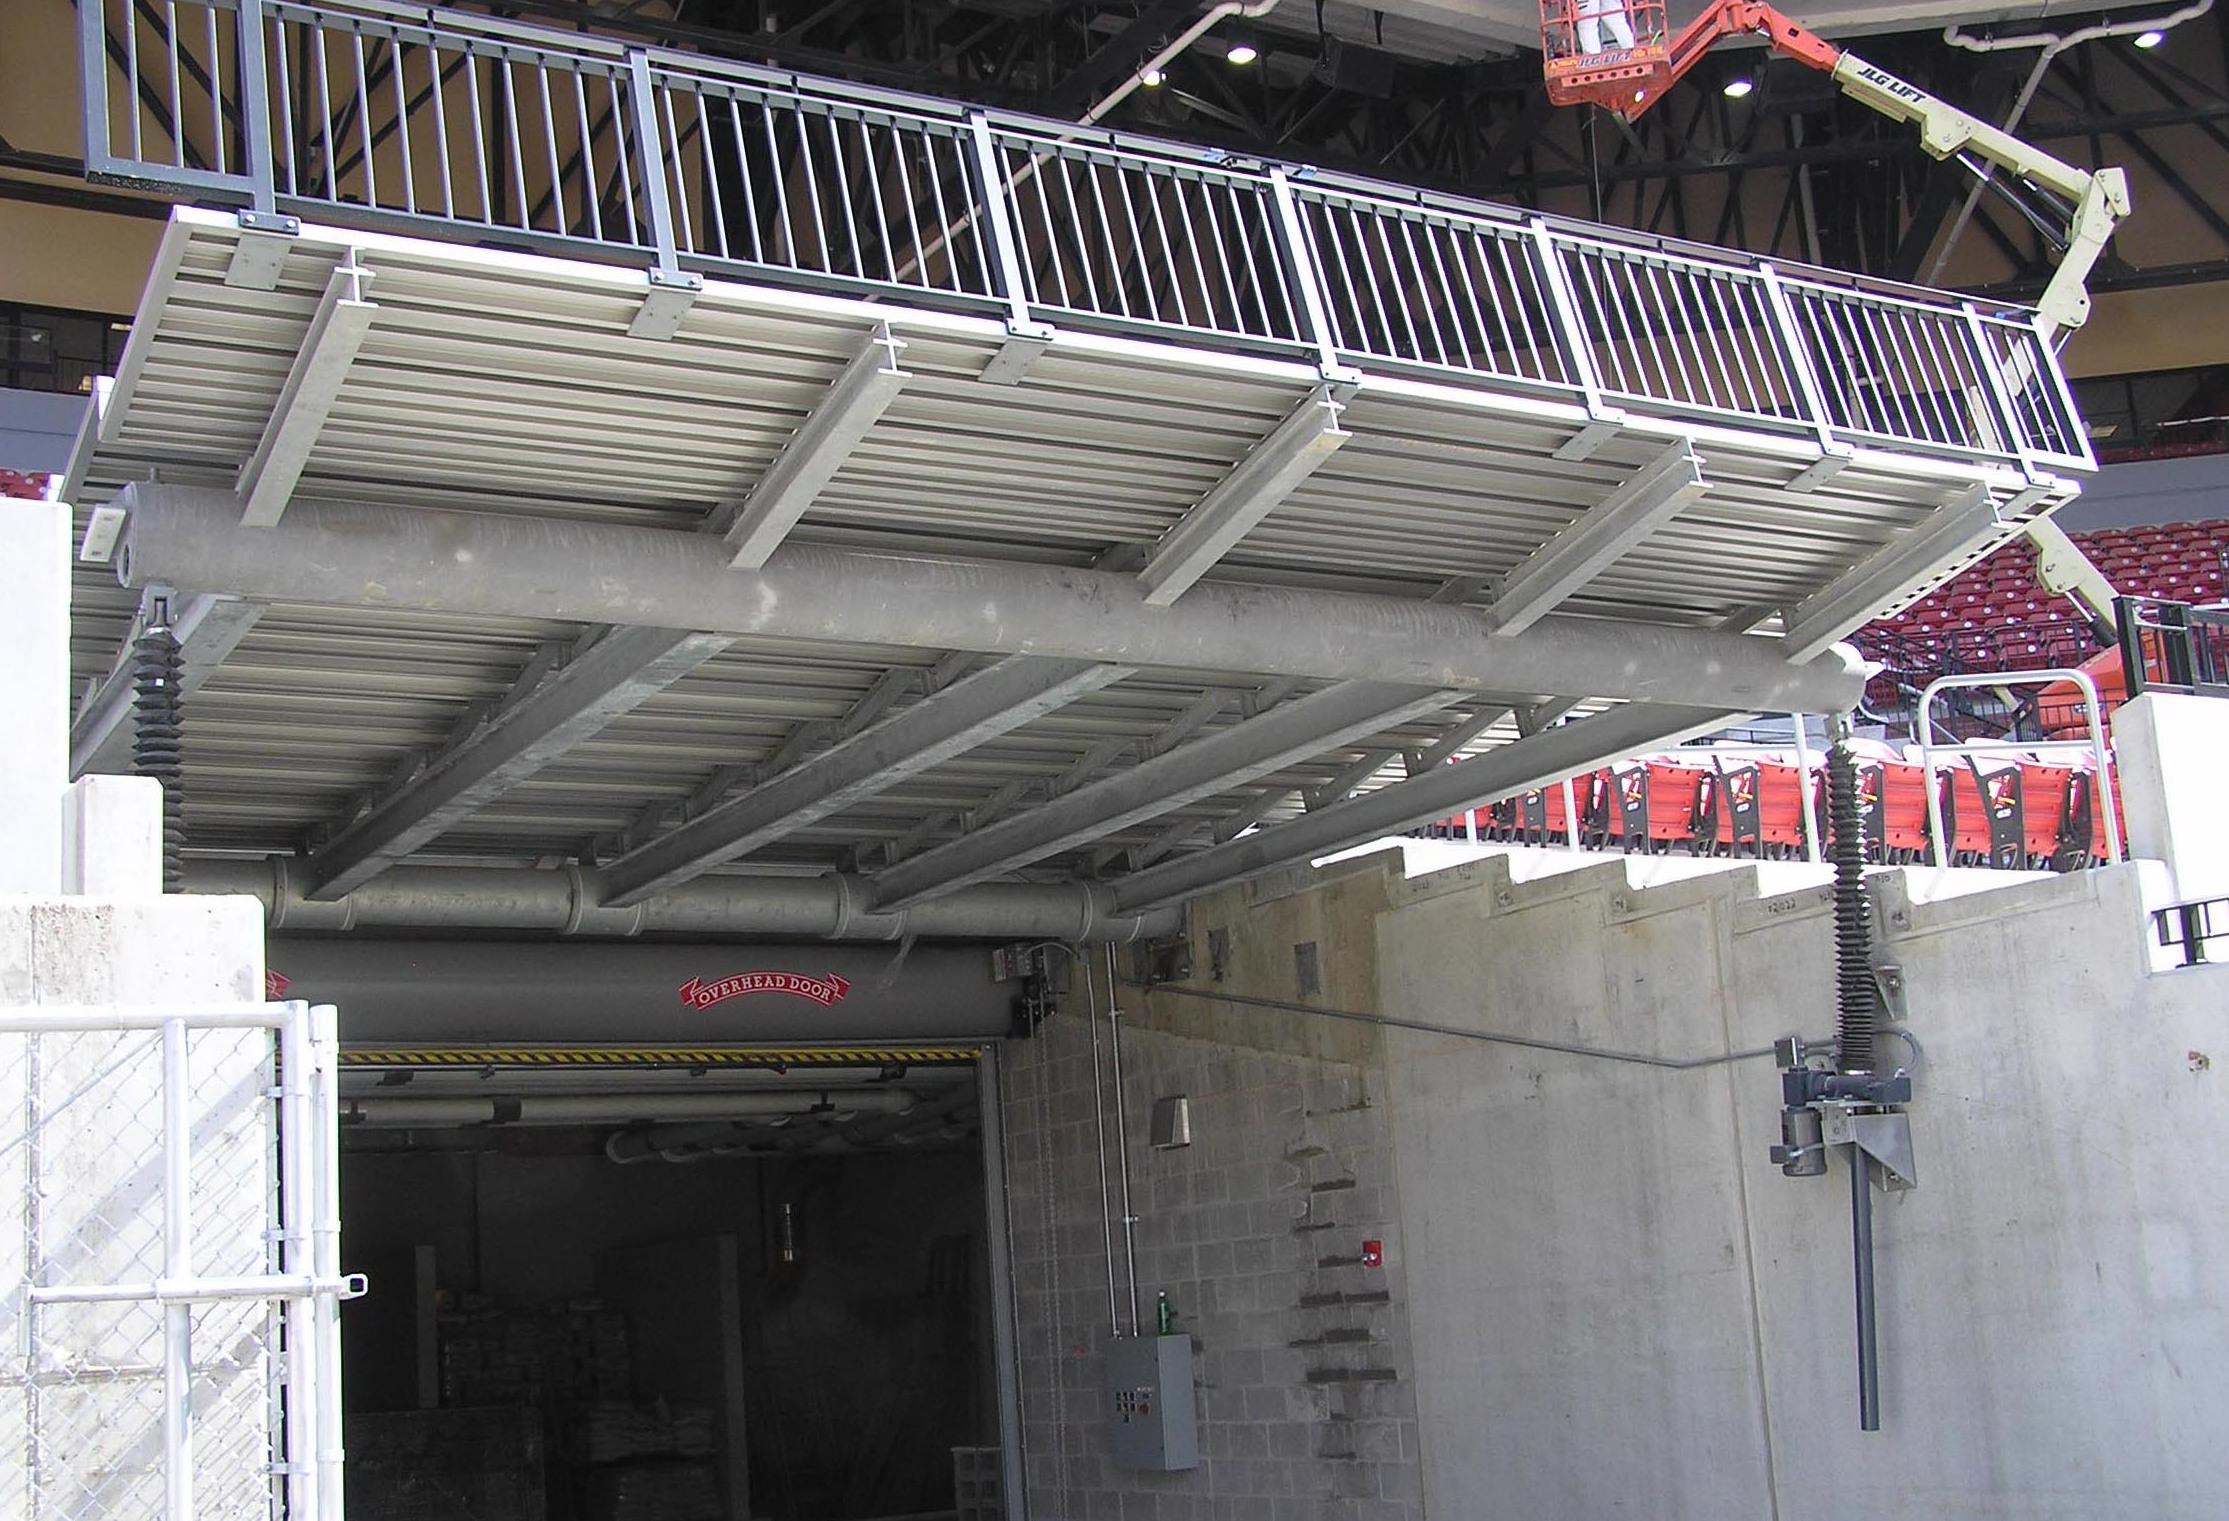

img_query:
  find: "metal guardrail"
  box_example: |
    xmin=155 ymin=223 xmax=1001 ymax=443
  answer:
xmin=78 ymin=0 xmax=2093 ymax=477
xmin=1916 ymin=669 xmax=2123 ymax=866
xmin=2117 ymin=595 xmax=2229 ymax=699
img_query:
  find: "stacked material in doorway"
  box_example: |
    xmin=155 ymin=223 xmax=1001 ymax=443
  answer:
xmin=347 ymin=1407 xmax=547 ymax=1521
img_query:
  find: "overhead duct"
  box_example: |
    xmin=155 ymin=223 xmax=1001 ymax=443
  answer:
xmin=115 ymin=486 xmax=1870 ymax=713
xmin=187 ymin=859 xmax=1180 ymax=943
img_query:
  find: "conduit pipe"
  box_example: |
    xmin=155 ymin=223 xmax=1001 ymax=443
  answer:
xmin=115 ymin=486 xmax=1870 ymax=713
xmin=344 ymin=1090 xmax=917 ymax=1128
xmin=1080 ymin=0 xmax=1285 ymax=124
xmin=184 ymin=859 xmax=1180 ymax=942
xmin=1932 ymin=2 xmax=2212 ymax=285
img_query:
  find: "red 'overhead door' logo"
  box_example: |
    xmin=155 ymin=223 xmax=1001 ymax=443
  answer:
xmin=678 ymin=971 xmax=853 ymax=1011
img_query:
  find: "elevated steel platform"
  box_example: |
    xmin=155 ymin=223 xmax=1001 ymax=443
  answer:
xmin=57 ymin=0 xmax=2093 ymax=931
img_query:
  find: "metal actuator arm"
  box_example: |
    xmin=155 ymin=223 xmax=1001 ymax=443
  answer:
xmin=1621 ymin=0 xmax=2130 ymax=338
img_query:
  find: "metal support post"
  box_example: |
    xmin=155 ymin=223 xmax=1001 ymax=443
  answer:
xmin=624 ymin=52 xmax=682 ymax=275
xmin=1524 ymin=221 xmax=1616 ymax=423
xmin=1851 ymin=1148 xmax=1880 ymax=1432
xmin=1790 ymin=714 xmax=1823 ymax=864
xmin=1959 ymin=303 xmax=2040 ymax=482
xmin=161 ymin=1017 xmax=194 ymax=1521
xmin=976 ymin=1048 xmax=1030 ymax=1520
xmin=1265 ymin=170 xmax=1348 ymax=380
xmin=236 ymin=0 xmax=278 ymax=213
xmin=965 ymin=115 xmax=1036 ymax=331
xmin=1754 ymin=265 xmax=1840 ymax=456
xmin=278 ymin=1005 xmax=316 ymax=1521
xmin=310 ymin=1003 xmax=347 ymax=1520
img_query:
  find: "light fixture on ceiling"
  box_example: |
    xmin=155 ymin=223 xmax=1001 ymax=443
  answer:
xmin=1226 ymin=41 xmax=1260 ymax=65
xmin=1723 ymin=77 xmax=1754 ymax=98
xmin=2134 ymin=28 xmax=2166 ymax=47
xmin=1140 ymin=66 xmax=1165 ymax=87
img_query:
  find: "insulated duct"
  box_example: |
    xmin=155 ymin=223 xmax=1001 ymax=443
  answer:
xmin=115 ymin=485 xmax=1870 ymax=712
xmin=185 ymin=859 xmax=1180 ymax=943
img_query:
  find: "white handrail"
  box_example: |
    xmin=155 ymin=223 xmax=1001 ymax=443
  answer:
xmin=1917 ymin=669 xmax=2121 ymax=866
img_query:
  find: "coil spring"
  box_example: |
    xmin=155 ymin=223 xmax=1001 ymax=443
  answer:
xmin=1826 ymin=738 xmax=1880 ymax=1075
xmin=132 ymin=622 xmax=185 ymax=893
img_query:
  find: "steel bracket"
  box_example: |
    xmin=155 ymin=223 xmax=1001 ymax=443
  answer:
xmin=628 ymin=268 xmax=703 ymax=341
xmin=1553 ymin=414 xmax=1626 ymax=463
xmin=980 ymin=319 xmax=1056 ymax=385
xmin=1787 ymin=444 xmax=1855 ymax=493
xmin=225 ymin=212 xmax=301 ymax=291
xmin=1823 ymin=1107 xmax=1917 ymax=1191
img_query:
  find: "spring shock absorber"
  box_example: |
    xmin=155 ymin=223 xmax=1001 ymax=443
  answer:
xmin=132 ymin=605 xmax=186 ymax=892
xmin=1826 ymin=730 xmax=1881 ymax=1076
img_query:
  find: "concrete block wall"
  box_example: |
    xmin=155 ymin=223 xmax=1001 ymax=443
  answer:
xmin=1003 ymin=1000 xmax=1421 ymax=1520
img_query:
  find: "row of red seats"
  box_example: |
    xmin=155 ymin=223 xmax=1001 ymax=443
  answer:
xmin=1426 ymin=749 xmax=2121 ymax=871
xmin=1868 ymin=517 xmax=2229 ymax=649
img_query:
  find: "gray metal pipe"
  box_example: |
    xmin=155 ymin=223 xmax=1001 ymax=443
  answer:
xmin=115 ymin=485 xmax=1868 ymax=712
xmin=186 ymin=858 xmax=1180 ymax=942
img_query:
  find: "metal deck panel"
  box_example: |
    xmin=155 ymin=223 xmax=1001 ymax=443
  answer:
xmin=64 ymin=191 xmax=2080 ymax=913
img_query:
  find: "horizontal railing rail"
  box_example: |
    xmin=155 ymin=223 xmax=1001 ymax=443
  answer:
xmin=78 ymin=0 xmax=2095 ymax=477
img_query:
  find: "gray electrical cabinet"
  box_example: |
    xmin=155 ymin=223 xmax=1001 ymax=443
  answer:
xmin=1103 ymin=1333 xmax=1199 ymax=1471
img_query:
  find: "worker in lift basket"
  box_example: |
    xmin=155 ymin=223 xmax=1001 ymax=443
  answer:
xmin=1576 ymin=0 xmax=1637 ymax=54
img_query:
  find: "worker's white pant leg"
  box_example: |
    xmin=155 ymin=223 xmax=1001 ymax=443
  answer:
xmin=1576 ymin=0 xmax=1635 ymax=52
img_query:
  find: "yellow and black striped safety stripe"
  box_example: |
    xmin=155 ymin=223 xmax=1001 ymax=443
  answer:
xmin=341 ymin=1044 xmax=982 ymax=1070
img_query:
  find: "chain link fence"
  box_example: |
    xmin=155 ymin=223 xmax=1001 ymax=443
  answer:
xmin=0 ymin=1003 xmax=351 ymax=1521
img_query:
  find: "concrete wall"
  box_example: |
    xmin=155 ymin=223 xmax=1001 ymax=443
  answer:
xmin=1370 ymin=848 xmax=2229 ymax=1520
xmin=1003 ymin=986 xmax=1421 ymax=1521
xmin=2055 ymin=451 xmax=2229 ymax=533
xmin=1006 ymin=843 xmax=2229 ymax=1520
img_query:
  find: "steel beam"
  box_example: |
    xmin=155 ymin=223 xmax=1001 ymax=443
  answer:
xmin=720 ymin=325 xmax=909 ymax=568
xmin=1138 ymin=386 xmax=1349 ymax=606
xmin=236 ymin=263 xmax=376 ymax=527
xmin=70 ymin=591 xmax=265 ymax=778
xmin=115 ymin=486 xmax=1869 ymax=712
xmin=596 ymin=656 xmax=1131 ymax=906
xmin=306 ymin=625 xmax=731 ymax=898
xmin=1780 ymin=485 xmax=2002 ymax=660
xmin=1490 ymin=441 xmax=1707 ymax=635
xmin=1111 ymin=702 xmax=1741 ymax=910
xmin=873 ymin=681 xmax=1458 ymax=907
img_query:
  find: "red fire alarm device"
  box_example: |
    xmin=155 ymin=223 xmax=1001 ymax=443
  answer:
xmin=1361 ymin=1239 xmax=1383 ymax=1269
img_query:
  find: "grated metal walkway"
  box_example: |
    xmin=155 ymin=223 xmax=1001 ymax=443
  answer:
xmin=58 ymin=0 xmax=2094 ymax=927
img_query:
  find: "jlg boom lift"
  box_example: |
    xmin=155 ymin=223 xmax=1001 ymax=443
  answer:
xmin=1539 ymin=0 xmax=2132 ymax=632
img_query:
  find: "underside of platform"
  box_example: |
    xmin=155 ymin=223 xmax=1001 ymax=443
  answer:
xmin=56 ymin=0 xmax=2097 ymax=932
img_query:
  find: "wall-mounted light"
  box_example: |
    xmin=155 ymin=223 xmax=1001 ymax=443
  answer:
xmin=1723 ymin=77 xmax=1754 ymax=99
xmin=1226 ymin=41 xmax=1260 ymax=65
xmin=2134 ymin=29 xmax=2166 ymax=48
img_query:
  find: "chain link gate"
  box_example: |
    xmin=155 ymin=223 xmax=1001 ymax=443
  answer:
xmin=0 ymin=1002 xmax=357 ymax=1520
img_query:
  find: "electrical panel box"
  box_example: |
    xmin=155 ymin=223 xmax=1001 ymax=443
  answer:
xmin=1103 ymin=1333 xmax=1199 ymax=1471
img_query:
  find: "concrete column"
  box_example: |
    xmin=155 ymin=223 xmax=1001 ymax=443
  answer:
xmin=0 ymin=498 xmax=69 ymax=893
xmin=2112 ymin=691 xmax=2229 ymax=901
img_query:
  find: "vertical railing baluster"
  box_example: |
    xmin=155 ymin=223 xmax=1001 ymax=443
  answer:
xmin=624 ymin=50 xmax=681 ymax=274
xmin=1755 ymin=264 xmax=1838 ymax=453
